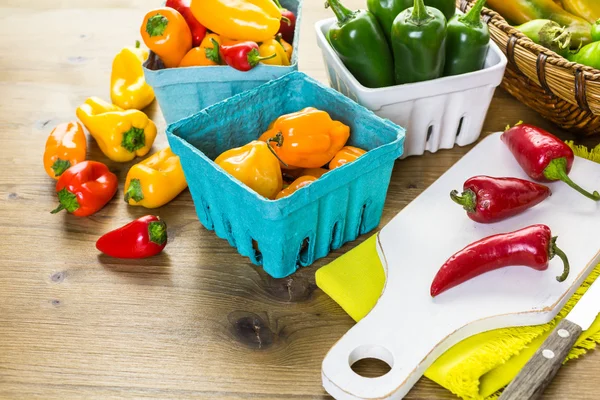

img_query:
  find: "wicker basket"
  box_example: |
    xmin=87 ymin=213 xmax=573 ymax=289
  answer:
xmin=457 ymin=0 xmax=600 ymax=135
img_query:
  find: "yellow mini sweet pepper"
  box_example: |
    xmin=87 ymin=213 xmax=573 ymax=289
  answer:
xmin=124 ymin=147 xmax=188 ymax=208
xmin=276 ymin=34 xmax=293 ymax=61
xmin=258 ymin=38 xmax=290 ymax=66
xmin=110 ymin=41 xmax=155 ymax=110
xmin=215 ymin=141 xmax=283 ymax=199
xmin=76 ymin=97 xmax=157 ymax=163
xmin=259 ymin=107 xmax=350 ymax=169
xmin=190 ymin=0 xmax=281 ymax=42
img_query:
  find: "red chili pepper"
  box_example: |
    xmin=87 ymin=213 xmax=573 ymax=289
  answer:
xmin=450 ymin=176 xmax=551 ymax=224
xmin=51 ymin=161 xmax=118 ymax=217
xmin=216 ymin=39 xmax=276 ymax=72
xmin=430 ymin=224 xmax=570 ymax=297
xmin=166 ymin=0 xmax=206 ymax=47
xmin=501 ymin=122 xmax=600 ymax=201
xmin=272 ymin=0 xmax=296 ymax=43
xmin=96 ymin=215 xmax=168 ymax=259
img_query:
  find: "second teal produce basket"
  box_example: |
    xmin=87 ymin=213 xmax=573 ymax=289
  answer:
xmin=166 ymin=72 xmax=405 ymax=278
xmin=143 ymin=0 xmax=303 ymax=125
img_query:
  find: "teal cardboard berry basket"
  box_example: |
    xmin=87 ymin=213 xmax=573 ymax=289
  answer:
xmin=166 ymin=72 xmax=405 ymax=278
xmin=143 ymin=0 xmax=303 ymax=125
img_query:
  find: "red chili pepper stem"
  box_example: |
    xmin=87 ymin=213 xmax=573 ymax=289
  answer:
xmin=450 ymin=189 xmax=476 ymax=213
xmin=247 ymin=49 xmax=276 ymax=66
xmin=543 ymin=157 xmax=600 ymax=201
xmin=265 ymin=132 xmax=289 ymax=167
xmin=549 ymin=236 xmax=570 ymax=282
xmin=148 ymin=220 xmax=168 ymax=245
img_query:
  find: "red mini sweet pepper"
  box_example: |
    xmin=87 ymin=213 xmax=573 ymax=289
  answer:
xmin=51 ymin=161 xmax=118 ymax=217
xmin=451 ymin=176 xmax=551 ymax=223
xmin=430 ymin=224 xmax=570 ymax=297
xmin=166 ymin=0 xmax=206 ymax=47
xmin=96 ymin=215 xmax=168 ymax=259
xmin=502 ymin=122 xmax=600 ymax=201
xmin=272 ymin=0 xmax=296 ymax=43
xmin=216 ymin=39 xmax=276 ymax=71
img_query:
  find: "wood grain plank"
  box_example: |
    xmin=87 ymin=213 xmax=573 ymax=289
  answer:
xmin=1 ymin=1 xmax=599 ymax=399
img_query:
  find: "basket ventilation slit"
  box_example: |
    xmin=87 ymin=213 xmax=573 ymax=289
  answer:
xmin=456 ymin=117 xmax=465 ymax=138
xmin=298 ymin=237 xmax=311 ymax=266
xmin=357 ymin=204 xmax=368 ymax=236
xmin=200 ymin=197 xmax=214 ymax=230
xmin=426 ymin=125 xmax=434 ymax=143
xmin=330 ymin=220 xmax=343 ymax=251
xmin=251 ymin=239 xmax=263 ymax=264
xmin=223 ymin=218 xmax=235 ymax=247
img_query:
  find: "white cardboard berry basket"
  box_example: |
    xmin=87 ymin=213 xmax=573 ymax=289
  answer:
xmin=315 ymin=16 xmax=508 ymax=159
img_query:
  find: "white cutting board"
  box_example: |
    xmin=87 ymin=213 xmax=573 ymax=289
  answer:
xmin=322 ymin=132 xmax=600 ymax=400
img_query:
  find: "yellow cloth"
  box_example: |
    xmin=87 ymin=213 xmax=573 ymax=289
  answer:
xmin=315 ymin=142 xmax=600 ymax=400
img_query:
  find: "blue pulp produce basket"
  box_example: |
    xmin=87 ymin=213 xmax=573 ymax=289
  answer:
xmin=143 ymin=0 xmax=303 ymax=125
xmin=166 ymin=72 xmax=405 ymax=278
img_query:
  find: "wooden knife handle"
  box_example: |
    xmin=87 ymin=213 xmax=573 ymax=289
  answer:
xmin=500 ymin=319 xmax=582 ymax=400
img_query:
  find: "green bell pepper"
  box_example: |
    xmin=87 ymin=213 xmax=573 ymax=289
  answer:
xmin=326 ymin=0 xmax=395 ymax=88
xmin=367 ymin=0 xmax=454 ymax=42
xmin=391 ymin=0 xmax=447 ymax=84
xmin=444 ymin=0 xmax=489 ymax=76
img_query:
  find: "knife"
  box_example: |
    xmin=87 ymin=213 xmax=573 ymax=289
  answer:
xmin=500 ymin=277 xmax=600 ymax=400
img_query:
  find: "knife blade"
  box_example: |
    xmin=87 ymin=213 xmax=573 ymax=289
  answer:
xmin=500 ymin=276 xmax=600 ymax=400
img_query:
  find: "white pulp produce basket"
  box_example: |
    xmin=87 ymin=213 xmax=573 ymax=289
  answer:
xmin=315 ymin=16 xmax=508 ymax=158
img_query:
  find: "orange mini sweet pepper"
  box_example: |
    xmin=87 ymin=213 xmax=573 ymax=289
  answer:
xmin=179 ymin=33 xmax=222 ymax=67
xmin=43 ymin=121 xmax=87 ymax=180
xmin=141 ymin=7 xmax=192 ymax=68
xmin=259 ymin=107 xmax=350 ymax=169
xmin=276 ymin=176 xmax=316 ymax=199
xmin=329 ymin=146 xmax=367 ymax=169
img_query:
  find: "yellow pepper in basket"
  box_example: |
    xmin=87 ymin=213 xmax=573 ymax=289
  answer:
xmin=76 ymin=97 xmax=157 ymax=162
xmin=258 ymin=38 xmax=290 ymax=66
xmin=190 ymin=0 xmax=281 ymax=42
xmin=124 ymin=147 xmax=188 ymax=208
xmin=276 ymin=34 xmax=293 ymax=61
xmin=110 ymin=41 xmax=155 ymax=110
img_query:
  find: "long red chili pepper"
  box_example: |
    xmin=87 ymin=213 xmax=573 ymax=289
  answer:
xmin=216 ymin=39 xmax=276 ymax=72
xmin=272 ymin=0 xmax=296 ymax=43
xmin=501 ymin=123 xmax=600 ymax=201
xmin=451 ymin=176 xmax=551 ymax=223
xmin=96 ymin=215 xmax=168 ymax=259
xmin=430 ymin=224 xmax=570 ymax=297
xmin=165 ymin=0 xmax=206 ymax=47
xmin=51 ymin=161 xmax=118 ymax=217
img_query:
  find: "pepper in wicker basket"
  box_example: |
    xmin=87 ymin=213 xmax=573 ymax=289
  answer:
xmin=457 ymin=0 xmax=600 ymax=134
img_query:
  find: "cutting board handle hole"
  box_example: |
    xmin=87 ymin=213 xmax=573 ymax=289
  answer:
xmin=348 ymin=345 xmax=394 ymax=379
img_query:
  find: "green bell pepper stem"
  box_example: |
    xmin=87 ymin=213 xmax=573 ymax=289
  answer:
xmin=411 ymin=0 xmax=432 ymax=24
xmin=326 ymin=0 xmax=354 ymax=23
xmin=460 ymin=0 xmax=486 ymax=27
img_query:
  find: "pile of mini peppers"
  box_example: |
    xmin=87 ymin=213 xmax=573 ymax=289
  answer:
xmin=43 ymin=36 xmax=189 ymax=260
xmin=213 ymin=107 xmax=368 ymax=200
xmin=325 ymin=0 xmax=491 ymax=88
xmin=429 ymin=122 xmax=600 ymax=298
xmin=140 ymin=0 xmax=297 ymax=71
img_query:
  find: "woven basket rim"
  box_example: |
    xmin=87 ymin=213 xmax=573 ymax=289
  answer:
xmin=460 ymin=0 xmax=600 ymax=79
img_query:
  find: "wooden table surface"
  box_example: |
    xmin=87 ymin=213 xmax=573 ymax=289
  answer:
xmin=1 ymin=1 xmax=599 ymax=399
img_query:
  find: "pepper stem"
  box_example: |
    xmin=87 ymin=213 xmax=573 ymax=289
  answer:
xmin=543 ymin=157 xmax=600 ymax=201
xmin=124 ymin=178 xmax=144 ymax=203
xmin=51 ymin=158 xmax=71 ymax=177
xmin=265 ymin=133 xmax=289 ymax=167
xmin=207 ymin=38 xmax=222 ymax=64
xmin=458 ymin=0 xmax=486 ymax=28
xmin=146 ymin=14 xmax=168 ymax=38
xmin=324 ymin=0 xmax=354 ymax=24
xmin=549 ymin=236 xmax=570 ymax=282
xmin=50 ymin=188 xmax=80 ymax=214
xmin=148 ymin=220 xmax=168 ymax=246
xmin=135 ymin=40 xmax=140 ymax=49
xmin=247 ymin=48 xmax=276 ymax=67
xmin=410 ymin=0 xmax=433 ymax=25
xmin=450 ymin=189 xmax=476 ymax=213
xmin=281 ymin=16 xmax=292 ymax=25
xmin=121 ymin=127 xmax=146 ymax=153
xmin=272 ymin=0 xmax=283 ymax=9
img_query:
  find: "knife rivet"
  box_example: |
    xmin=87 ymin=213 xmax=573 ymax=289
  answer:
xmin=542 ymin=349 xmax=555 ymax=359
xmin=558 ymin=329 xmax=570 ymax=338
